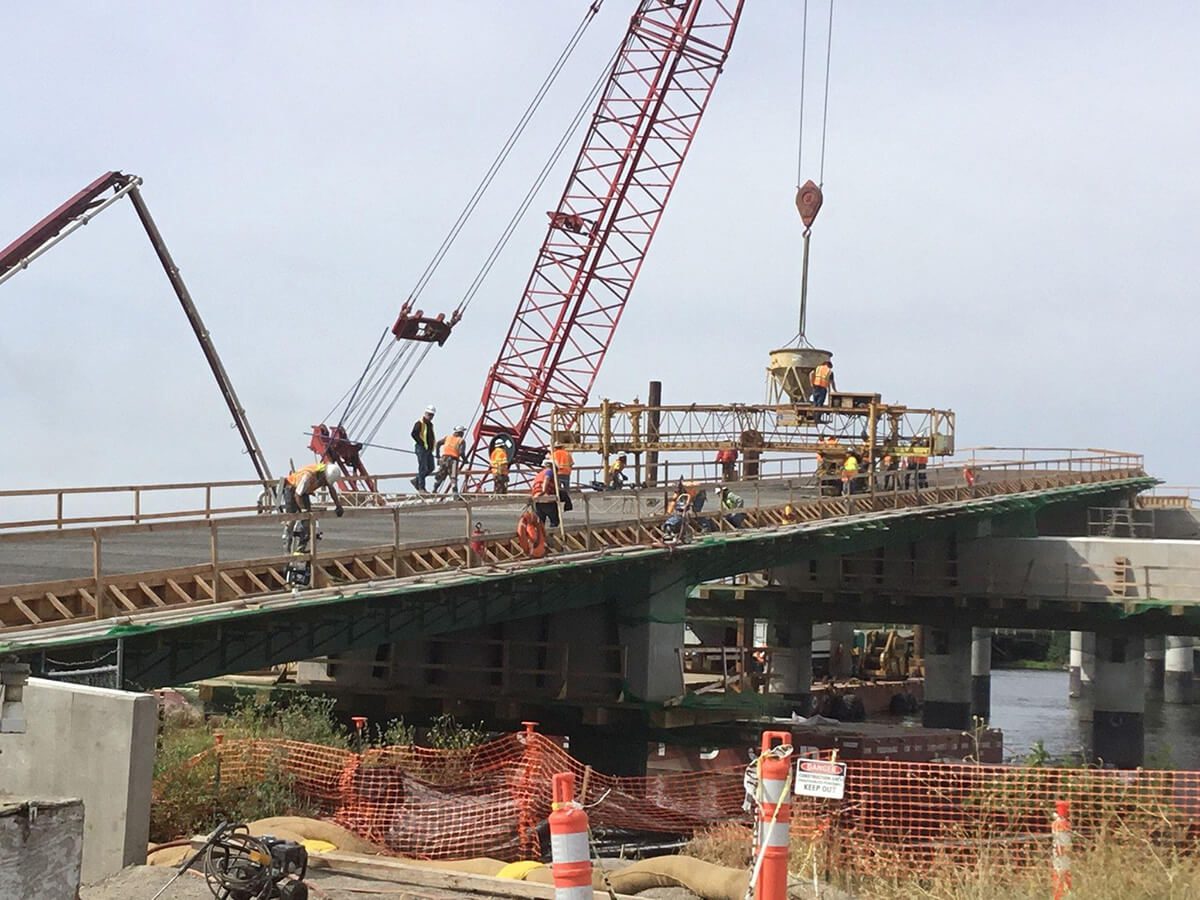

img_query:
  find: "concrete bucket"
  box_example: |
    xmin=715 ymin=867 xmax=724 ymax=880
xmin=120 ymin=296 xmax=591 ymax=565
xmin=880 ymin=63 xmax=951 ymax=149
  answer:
xmin=767 ymin=346 xmax=832 ymax=404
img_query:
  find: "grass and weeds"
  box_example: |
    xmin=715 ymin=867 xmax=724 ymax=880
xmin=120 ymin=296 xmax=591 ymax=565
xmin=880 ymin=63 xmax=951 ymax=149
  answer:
xmin=151 ymin=693 xmax=486 ymax=843
xmin=684 ymin=810 xmax=1200 ymax=899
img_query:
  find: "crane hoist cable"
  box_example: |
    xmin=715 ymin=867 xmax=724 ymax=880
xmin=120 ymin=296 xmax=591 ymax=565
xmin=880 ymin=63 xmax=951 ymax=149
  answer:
xmin=794 ymin=0 xmax=836 ymax=342
xmin=325 ymin=1 xmax=606 ymax=450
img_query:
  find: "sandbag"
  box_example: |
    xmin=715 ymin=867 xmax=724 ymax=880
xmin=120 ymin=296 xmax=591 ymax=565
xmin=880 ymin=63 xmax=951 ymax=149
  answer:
xmin=246 ymin=816 xmax=383 ymax=855
xmin=609 ymin=855 xmax=750 ymax=900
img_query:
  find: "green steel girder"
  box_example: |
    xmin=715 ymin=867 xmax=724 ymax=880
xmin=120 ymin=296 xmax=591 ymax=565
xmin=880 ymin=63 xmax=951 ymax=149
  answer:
xmin=6 ymin=477 xmax=1153 ymax=689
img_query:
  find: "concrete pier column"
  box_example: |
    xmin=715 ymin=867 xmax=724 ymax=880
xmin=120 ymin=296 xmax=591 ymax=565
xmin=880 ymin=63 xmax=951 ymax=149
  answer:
xmin=1165 ymin=636 xmax=1196 ymax=705
xmin=1093 ymin=634 xmax=1145 ymax=768
xmin=1144 ymin=636 xmax=1165 ymax=694
xmin=616 ymin=565 xmax=687 ymax=703
xmin=922 ymin=626 xmax=972 ymax=730
xmin=829 ymin=622 xmax=854 ymax=680
xmin=971 ymin=628 xmax=992 ymax=723
xmin=1074 ymin=632 xmax=1096 ymax=721
xmin=768 ymin=621 xmax=812 ymax=708
xmin=1069 ymin=631 xmax=1083 ymax=698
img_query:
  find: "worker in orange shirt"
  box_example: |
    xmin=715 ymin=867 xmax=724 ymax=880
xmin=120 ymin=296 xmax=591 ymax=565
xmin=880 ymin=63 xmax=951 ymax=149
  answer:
xmin=811 ymin=358 xmax=835 ymax=407
xmin=550 ymin=445 xmax=574 ymax=512
xmin=433 ymin=425 xmax=467 ymax=493
xmin=489 ymin=444 xmax=510 ymax=494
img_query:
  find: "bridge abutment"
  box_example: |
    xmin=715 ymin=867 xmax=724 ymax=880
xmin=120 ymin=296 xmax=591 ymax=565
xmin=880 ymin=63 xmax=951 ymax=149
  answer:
xmin=923 ymin=626 xmax=972 ymax=730
xmin=971 ymin=627 xmax=991 ymax=723
xmin=1165 ymin=636 xmax=1195 ymax=705
xmin=1093 ymin=634 xmax=1144 ymax=768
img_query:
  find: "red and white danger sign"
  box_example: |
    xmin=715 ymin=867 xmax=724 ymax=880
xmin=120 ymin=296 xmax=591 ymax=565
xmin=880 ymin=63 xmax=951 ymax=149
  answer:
xmin=793 ymin=759 xmax=847 ymax=799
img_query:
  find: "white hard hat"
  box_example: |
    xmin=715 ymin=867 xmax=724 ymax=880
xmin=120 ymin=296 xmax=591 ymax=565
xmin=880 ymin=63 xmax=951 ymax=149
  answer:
xmin=424 ymin=405 xmax=436 ymax=415
xmin=322 ymin=463 xmax=344 ymax=483
xmin=454 ymin=424 xmax=466 ymax=434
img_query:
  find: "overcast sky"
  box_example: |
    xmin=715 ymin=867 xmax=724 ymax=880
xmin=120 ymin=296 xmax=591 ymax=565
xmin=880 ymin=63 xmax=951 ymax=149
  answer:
xmin=2 ymin=1 xmax=1197 ymax=494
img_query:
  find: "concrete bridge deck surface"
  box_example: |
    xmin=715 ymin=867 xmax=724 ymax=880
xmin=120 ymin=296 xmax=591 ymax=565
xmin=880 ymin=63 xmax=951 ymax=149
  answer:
xmin=0 ymin=480 xmax=808 ymax=584
xmin=0 ymin=466 xmax=1026 ymax=586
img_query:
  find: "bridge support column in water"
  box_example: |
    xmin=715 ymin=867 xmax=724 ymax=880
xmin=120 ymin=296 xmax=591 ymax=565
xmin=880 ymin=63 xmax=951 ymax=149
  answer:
xmin=923 ymin=626 xmax=972 ymax=730
xmin=1165 ymin=636 xmax=1196 ymax=705
xmin=1070 ymin=631 xmax=1096 ymax=720
xmin=1144 ymin=635 xmax=1165 ymax=695
xmin=971 ymin=628 xmax=992 ymax=723
xmin=1093 ymin=634 xmax=1145 ymax=768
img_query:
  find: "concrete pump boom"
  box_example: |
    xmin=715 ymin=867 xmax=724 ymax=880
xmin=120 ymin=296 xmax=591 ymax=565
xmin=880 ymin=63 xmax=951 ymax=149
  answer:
xmin=0 ymin=171 xmax=274 ymax=486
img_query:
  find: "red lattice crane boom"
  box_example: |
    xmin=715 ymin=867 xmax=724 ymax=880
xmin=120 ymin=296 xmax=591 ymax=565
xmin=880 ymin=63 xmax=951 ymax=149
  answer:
xmin=469 ymin=0 xmax=744 ymax=475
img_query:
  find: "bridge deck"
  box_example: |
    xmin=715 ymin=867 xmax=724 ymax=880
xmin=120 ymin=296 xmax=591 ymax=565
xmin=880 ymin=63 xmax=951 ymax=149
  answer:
xmin=0 ymin=462 xmax=1148 ymax=646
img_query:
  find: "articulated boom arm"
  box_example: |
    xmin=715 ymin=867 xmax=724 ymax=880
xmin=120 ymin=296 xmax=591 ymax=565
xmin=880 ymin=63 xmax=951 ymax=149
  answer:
xmin=470 ymin=0 xmax=744 ymax=473
xmin=0 ymin=172 xmax=274 ymax=486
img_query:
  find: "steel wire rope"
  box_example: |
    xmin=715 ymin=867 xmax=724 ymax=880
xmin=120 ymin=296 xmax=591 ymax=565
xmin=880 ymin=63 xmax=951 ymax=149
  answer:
xmin=342 ymin=345 xmax=415 ymax=438
xmin=407 ymin=0 xmax=603 ymax=307
xmin=455 ymin=45 xmax=619 ymax=317
xmin=339 ymin=343 xmax=407 ymax=435
xmin=327 ymin=326 xmax=392 ymax=425
xmin=363 ymin=343 xmax=437 ymax=446
xmin=329 ymin=3 xmax=602 ymax=439
xmin=795 ymin=0 xmax=808 ymax=187
xmin=354 ymin=43 xmax=619 ymax=459
xmin=344 ymin=342 xmax=420 ymax=438
xmin=818 ymin=0 xmax=835 ymax=186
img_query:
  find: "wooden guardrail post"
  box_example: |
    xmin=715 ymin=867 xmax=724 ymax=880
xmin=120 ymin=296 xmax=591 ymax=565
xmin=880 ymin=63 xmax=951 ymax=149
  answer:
xmin=464 ymin=501 xmax=473 ymax=567
xmin=134 ymin=488 xmax=141 ymax=525
xmin=56 ymin=491 xmax=64 ymax=530
xmin=210 ymin=519 xmax=221 ymax=603
xmin=392 ymin=506 xmax=402 ymax=577
xmin=309 ymin=512 xmax=322 ymax=588
xmin=92 ymin=528 xmax=106 ymax=619
xmin=583 ymin=493 xmax=593 ymax=550
xmin=204 ymin=484 xmax=212 ymax=518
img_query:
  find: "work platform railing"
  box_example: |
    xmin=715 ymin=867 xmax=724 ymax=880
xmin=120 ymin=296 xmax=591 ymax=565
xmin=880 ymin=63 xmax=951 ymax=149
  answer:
xmin=0 ymin=449 xmax=1147 ymax=635
xmin=0 ymin=447 xmax=1143 ymax=534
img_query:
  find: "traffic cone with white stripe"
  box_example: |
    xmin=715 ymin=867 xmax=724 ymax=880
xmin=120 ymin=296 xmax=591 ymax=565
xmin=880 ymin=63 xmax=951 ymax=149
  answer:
xmin=549 ymin=771 xmax=592 ymax=900
xmin=755 ymin=731 xmax=793 ymax=900
xmin=1052 ymin=800 xmax=1072 ymax=899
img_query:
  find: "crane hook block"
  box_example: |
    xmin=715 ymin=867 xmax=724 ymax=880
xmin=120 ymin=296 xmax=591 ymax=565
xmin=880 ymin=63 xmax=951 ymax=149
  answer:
xmin=795 ymin=180 xmax=823 ymax=229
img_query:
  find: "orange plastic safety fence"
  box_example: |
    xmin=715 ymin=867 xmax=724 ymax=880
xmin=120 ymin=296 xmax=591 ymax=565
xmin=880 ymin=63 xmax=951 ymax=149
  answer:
xmin=179 ymin=733 xmax=755 ymax=860
xmin=169 ymin=739 xmax=1200 ymax=870
xmin=801 ymin=759 xmax=1200 ymax=874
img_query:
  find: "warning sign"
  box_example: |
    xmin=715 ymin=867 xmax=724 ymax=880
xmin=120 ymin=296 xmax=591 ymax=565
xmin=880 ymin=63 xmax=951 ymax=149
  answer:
xmin=793 ymin=759 xmax=847 ymax=800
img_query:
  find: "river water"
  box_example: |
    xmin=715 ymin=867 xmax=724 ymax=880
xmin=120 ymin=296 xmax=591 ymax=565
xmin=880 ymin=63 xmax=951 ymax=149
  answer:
xmin=987 ymin=668 xmax=1200 ymax=769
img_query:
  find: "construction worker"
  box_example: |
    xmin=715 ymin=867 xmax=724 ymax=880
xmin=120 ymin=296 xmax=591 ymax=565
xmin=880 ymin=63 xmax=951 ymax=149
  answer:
xmin=606 ymin=453 xmax=628 ymax=490
xmin=281 ymin=461 xmax=344 ymax=551
xmin=717 ymin=485 xmax=747 ymax=528
xmin=841 ymin=452 xmax=860 ymax=495
xmin=811 ymin=358 xmax=834 ymax=406
xmin=489 ymin=444 xmax=510 ymax=494
xmin=410 ymin=405 xmax=437 ymax=492
xmin=881 ymin=452 xmax=898 ymax=491
xmin=551 ymin=445 xmax=574 ymax=511
xmin=433 ymin=425 xmax=467 ymax=493
xmin=715 ymin=447 xmax=738 ymax=482
xmin=530 ymin=464 xmax=561 ymax=528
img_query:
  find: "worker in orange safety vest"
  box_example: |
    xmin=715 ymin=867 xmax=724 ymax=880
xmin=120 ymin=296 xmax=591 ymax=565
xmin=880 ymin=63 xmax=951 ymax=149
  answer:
xmin=531 ymin=465 xmax=562 ymax=528
xmin=489 ymin=444 xmax=510 ymax=494
xmin=550 ymin=446 xmax=574 ymax=512
xmin=433 ymin=425 xmax=467 ymax=493
xmin=811 ymin=359 xmax=835 ymax=407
